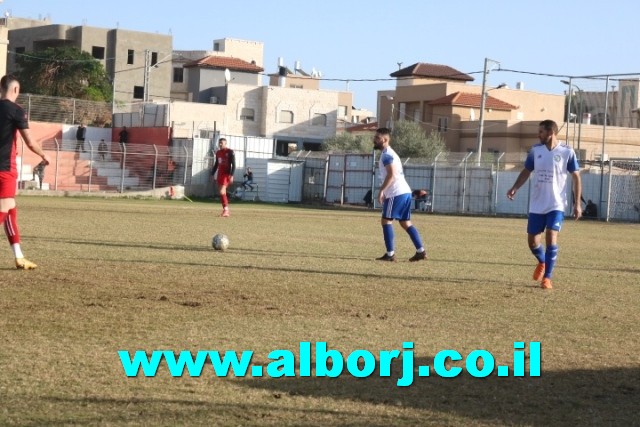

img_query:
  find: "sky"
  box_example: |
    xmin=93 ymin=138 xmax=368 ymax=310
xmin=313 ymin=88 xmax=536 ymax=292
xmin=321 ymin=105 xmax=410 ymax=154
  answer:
xmin=5 ymin=0 xmax=640 ymax=113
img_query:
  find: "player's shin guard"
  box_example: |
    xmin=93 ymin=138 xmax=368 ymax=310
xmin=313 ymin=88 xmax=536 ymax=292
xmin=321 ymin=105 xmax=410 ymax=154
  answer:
xmin=3 ymin=208 xmax=20 ymax=245
xmin=382 ymin=223 xmax=394 ymax=254
xmin=544 ymin=245 xmax=558 ymax=279
xmin=530 ymin=244 xmax=545 ymax=263
xmin=405 ymin=225 xmax=424 ymax=251
xmin=221 ymin=193 xmax=229 ymax=208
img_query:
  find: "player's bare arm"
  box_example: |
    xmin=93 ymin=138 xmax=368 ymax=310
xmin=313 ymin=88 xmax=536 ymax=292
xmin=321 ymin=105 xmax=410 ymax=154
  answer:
xmin=377 ymin=163 xmax=395 ymax=204
xmin=572 ymin=171 xmax=582 ymax=220
xmin=19 ymin=128 xmax=49 ymax=165
xmin=507 ymin=169 xmax=532 ymax=200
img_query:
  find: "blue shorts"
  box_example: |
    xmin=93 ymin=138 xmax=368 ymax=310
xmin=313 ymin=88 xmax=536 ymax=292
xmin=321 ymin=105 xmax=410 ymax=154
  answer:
xmin=527 ymin=211 xmax=564 ymax=234
xmin=382 ymin=193 xmax=412 ymax=221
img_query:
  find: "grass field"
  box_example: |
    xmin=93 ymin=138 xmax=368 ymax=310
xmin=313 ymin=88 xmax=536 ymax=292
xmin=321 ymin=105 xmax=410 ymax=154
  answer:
xmin=1 ymin=196 xmax=639 ymax=426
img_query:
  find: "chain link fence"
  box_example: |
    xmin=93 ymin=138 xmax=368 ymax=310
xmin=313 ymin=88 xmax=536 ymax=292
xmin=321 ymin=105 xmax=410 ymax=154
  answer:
xmin=20 ymin=138 xmax=191 ymax=194
xmin=18 ymin=94 xmax=112 ymax=127
xmin=299 ymin=152 xmax=639 ymax=222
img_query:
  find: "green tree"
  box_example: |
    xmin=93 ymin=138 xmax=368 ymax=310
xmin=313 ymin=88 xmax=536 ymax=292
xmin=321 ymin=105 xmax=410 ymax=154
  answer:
xmin=16 ymin=47 xmax=112 ymax=101
xmin=321 ymin=132 xmax=372 ymax=153
xmin=391 ymin=121 xmax=447 ymax=160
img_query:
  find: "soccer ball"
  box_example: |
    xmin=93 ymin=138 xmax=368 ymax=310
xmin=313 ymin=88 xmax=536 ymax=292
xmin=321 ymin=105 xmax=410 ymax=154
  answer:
xmin=212 ymin=233 xmax=230 ymax=251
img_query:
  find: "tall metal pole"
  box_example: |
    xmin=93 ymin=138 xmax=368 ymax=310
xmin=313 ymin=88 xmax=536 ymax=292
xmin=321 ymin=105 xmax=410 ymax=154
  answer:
xmin=564 ymin=78 xmax=573 ymax=146
xmin=111 ymin=75 xmax=116 ymax=115
xmin=476 ymin=58 xmax=490 ymax=165
xmin=576 ymin=93 xmax=583 ymax=157
xmin=599 ymin=77 xmax=610 ymax=220
xmin=561 ymin=80 xmax=584 ymax=157
xmin=143 ymin=49 xmax=150 ymax=102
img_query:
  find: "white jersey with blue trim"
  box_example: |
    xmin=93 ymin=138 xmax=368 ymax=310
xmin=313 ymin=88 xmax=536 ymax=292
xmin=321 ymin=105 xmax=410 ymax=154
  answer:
xmin=524 ymin=143 xmax=579 ymax=214
xmin=378 ymin=146 xmax=411 ymax=198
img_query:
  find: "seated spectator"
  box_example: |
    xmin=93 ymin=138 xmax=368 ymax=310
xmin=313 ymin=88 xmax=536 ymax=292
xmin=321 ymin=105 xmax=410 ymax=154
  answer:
xmin=412 ymin=189 xmax=432 ymax=211
xmin=242 ymin=167 xmax=254 ymax=190
xmin=584 ymin=199 xmax=598 ymax=218
xmin=363 ymin=189 xmax=373 ymax=208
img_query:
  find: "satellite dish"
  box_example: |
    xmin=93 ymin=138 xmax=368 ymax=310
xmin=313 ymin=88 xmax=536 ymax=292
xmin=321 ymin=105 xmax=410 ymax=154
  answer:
xmin=224 ymin=68 xmax=231 ymax=83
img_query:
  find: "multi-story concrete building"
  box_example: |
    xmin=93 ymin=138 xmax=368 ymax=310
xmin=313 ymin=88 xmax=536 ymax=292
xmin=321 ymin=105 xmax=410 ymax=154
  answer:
xmin=172 ymin=38 xmax=265 ymax=102
xmin=164 ymin=42 xmax=353 ymax=151
xmin=378 ymin=62 xmax=566 ymax=154
xmin=5 ymin=16 xmax=172 ymax=106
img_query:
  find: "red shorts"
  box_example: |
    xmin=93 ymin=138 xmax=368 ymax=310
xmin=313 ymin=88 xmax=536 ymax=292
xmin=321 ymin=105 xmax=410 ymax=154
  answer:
xmin=0 ymin=171 xmax=18 ymax=198
xmin=216 ymin=173 xmax=232 ymax=187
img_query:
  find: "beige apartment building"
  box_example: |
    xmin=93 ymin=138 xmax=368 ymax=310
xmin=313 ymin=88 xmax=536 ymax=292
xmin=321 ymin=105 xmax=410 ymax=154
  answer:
xmin=110 ymin=36 xmax=352 ymax=152
xmin=378 ymin=62 xmax=640 ymax=159
xmin=378 ymin=62 xmax=566 ymax=154
xmin=5 ymin=16 xmax=172 ymax=106
xmin=161 ymin=76 xmax=350 ymax=155
xmin=172 ymin=38 xmax=265 ymax=101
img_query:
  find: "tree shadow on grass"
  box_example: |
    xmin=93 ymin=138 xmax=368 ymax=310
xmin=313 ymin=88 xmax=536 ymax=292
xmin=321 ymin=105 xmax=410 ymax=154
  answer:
xmin=238 ymin=357 xmax=639 ymax=426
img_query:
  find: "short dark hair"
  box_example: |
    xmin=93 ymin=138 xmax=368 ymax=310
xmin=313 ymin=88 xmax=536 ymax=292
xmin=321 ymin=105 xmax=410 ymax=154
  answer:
xmin=376 ymin=127 xmax=391 ymax=136
xmin=539 ymin=120 xmax=558 ymax=134
xmin=0 ymin=74 xmax=19 ymax=92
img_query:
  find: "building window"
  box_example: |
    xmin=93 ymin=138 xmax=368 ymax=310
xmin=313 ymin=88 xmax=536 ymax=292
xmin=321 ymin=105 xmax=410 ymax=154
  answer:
xmin=279 ymin=110 xmax=294 ymax=124
xmin=92 ymin=46 xmax=105 ymax=60
xmin=437 ymin=117 xmax=448 ymax=132
xmin=173 ymin=67 xmax=184 ymax=83
xmin=338 ymin=105 xmax=347 ymax=118
xmin=275 ymin=140 xmax=296 ymax=156
xmin=240 ymin=108 xmax=255 ymax=121
xmin=290 ymin=84 xmax=303 ymax=89
xmin=312 ymin=113 xmax=327 ymax=126
xmin=15 ymin=46 xmax=25 ymax=56
xmin=199 ymin=129 xmax=216 ymax=139
xmin=151 ymin=52 xmax=158 ymax=66
xmin=127 ymin=49 xmax=134 ymax=65
xmin=133 ymin=86 xmax=144 ymax=99
xmin=213 ymin=42 xmax=220 ymax=51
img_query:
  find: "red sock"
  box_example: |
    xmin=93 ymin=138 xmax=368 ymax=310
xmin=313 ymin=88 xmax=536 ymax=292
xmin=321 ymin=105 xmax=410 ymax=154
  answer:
xmin=221 ymin=193 xmax=228 ymax=208
xmin=3 ymin=208 xmax=20 ymax=245
xmin=0 ymin=211 xmax=7 ymax=243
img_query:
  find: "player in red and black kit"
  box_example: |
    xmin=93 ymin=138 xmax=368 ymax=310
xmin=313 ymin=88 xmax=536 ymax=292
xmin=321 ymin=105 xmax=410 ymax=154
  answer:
xmin=0 ymin=75 xmax=50 ymax=269
xmin=211 ymin=138 xmax=235 ymax=217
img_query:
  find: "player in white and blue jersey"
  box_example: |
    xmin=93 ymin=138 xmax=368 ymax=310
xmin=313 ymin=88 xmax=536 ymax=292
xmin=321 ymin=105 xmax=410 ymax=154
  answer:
xmin=373 ymin=128 xmax=427 ymax=262
xmin=507 ymin=120 xmax=582 ymax=289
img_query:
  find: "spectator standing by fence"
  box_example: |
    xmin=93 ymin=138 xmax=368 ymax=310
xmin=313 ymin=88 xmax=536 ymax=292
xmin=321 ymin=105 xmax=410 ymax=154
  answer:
xmin=118 ymin=126 xmax=128 ymax=145
xmin=32 ymin=160 xmax=47 ymax=189
xmin=167 ymin=158 xmax=176 ymax=183
xmin=98 ymin=139 xmax=107 ymax=161
xmin=75 ymin=123 xmax=86 ymax=153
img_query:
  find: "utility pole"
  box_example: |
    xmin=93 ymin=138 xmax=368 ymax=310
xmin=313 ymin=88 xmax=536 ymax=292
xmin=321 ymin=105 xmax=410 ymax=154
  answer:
xmin=476 ymin=58 xmax=500 ymax=165
xmin=143 ymin=49 xmax=150 ymax=102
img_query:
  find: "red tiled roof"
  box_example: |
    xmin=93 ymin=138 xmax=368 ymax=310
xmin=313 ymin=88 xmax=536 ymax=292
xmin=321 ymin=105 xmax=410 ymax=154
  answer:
xmin=184 ymin=56 xmax=264 ymax=73
xmin=390 ymin=63 xmax=474 ymax=82
xmin=345 ymin=122 xmax=379 ymax=133
xmin=428 ymin=92 xmax=516 ymax=110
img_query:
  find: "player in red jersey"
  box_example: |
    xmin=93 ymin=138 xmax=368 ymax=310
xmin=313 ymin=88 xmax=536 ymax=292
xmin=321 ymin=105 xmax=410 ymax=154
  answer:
xmin=211 ymin=138 xmax=235 ymax=217
xmin=0 ymin=75 xmax=50 ymax=269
